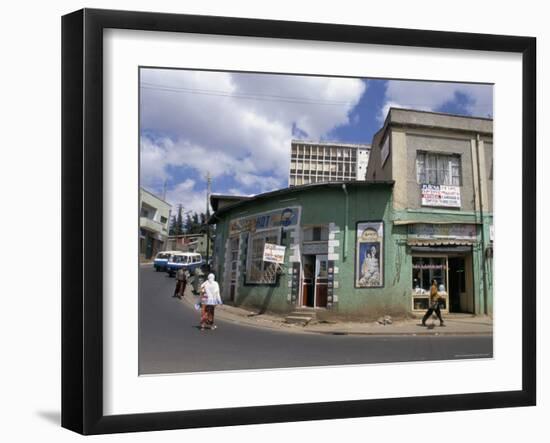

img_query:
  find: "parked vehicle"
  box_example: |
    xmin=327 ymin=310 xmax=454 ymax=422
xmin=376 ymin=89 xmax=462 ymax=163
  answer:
xmin=166 ymin=252 xmax=203 ymax=277
xmin=153 ymin=251 xmax=179 ymax=272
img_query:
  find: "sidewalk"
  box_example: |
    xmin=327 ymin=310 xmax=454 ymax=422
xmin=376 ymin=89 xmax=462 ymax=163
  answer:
xmin=180 ymin=290 xmax=493 ymax=336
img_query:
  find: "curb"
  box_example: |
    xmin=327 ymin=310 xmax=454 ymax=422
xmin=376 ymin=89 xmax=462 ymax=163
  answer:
xmin=178 ymin=293 xmax=493 ymax=337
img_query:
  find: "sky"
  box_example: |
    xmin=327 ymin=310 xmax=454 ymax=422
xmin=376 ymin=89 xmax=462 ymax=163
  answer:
xmin=139 ymin=68 xmax=493 ymax=215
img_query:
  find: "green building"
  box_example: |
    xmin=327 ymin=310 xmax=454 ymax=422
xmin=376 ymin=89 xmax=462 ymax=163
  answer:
xmin=210 ymin=109 xmax=493 ymax=319
xmin=211 ymin=182 xmax=412 ymax=319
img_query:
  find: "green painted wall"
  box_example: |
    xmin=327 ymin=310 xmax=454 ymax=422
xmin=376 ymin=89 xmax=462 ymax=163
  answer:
xmin=212 ymin=184 xmax=492 ymax=318
xmin=214 ymin=184 xmax=409 ymax=317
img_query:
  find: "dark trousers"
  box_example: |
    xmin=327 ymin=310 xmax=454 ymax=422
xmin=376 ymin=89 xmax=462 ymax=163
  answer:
xmin=174 ymin=280 xmax=186 ymax=298
xmin=422 ymin=303 xmax=444 ymax=324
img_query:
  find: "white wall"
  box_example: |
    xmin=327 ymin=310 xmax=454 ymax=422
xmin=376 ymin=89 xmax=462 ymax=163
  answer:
xmin=0 ymin=1 xmax=546 ymax=442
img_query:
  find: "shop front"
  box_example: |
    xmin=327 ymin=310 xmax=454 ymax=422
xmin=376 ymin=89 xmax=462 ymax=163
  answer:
xmin=300 ymin=226 xmax=330 ymax=308
xmin=408 ymin=223 xmax=477 ymax=314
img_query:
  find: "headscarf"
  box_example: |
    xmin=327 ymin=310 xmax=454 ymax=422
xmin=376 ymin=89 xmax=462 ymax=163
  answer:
xmin=201 ymin=273 xmax=222 ymax=305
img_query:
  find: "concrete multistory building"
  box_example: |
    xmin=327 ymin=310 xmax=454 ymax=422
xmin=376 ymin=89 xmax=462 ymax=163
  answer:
xmin=289 ymin=140 xmax=370 ymax=186
xmin=139 ymin=187 xmax=171 ymax=260
xmin=366 ymin=108 xmax=493 ymax=315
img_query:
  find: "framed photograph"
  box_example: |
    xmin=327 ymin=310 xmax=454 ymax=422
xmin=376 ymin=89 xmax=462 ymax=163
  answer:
xmin=62 ymin=8 xmax=536 ymax=435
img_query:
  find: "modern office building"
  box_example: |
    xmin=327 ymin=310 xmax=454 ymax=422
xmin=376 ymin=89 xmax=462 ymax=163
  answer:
xmin=139 ymin=187 xmax=171 ymax=260
xmin=289 ymin=140 xmax=370 ymax=186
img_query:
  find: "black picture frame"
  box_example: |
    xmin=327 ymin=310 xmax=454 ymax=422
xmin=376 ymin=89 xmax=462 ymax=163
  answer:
xmin=62 ymin=8 xmax=536 ymax=435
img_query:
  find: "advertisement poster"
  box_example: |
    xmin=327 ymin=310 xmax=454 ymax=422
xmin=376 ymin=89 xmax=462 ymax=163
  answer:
xmin=356 ymin=222 xmax=384 ymax=287
xmin=421 ymin=184 xmax=461 ymax=207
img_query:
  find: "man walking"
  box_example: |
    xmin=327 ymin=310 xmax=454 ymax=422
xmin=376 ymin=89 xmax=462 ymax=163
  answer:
xmin=173 ymin=268 xmax=187 ymax=299
xmin=422 ymin=279 xmax=445 ymax=327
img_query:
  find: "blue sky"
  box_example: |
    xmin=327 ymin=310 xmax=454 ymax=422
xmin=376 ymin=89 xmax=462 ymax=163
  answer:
xmin=140 ymin=68 xmax=492 ymax=214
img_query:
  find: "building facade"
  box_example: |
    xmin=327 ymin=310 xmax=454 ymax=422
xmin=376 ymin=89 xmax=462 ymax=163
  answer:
xmin=210 ymin=182 xmax=404 ymax=318
xmin=209 ymin=109 xmax=493 ymax=319
xmin=139 ymin=187 xmax=171 ymax=260
xmin=366 ymin=109 xmax=493 ymax=315
xmin=166 ymin=233 xmax=211 ymax=256
xmin=289 ymin=140 xmax=370 ymax=187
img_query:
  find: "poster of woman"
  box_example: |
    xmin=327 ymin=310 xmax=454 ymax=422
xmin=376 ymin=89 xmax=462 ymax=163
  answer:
xmin=356 ymin=222 xmax=384 ymax=287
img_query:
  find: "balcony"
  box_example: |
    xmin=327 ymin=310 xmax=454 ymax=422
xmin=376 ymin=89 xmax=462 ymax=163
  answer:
xmin=140 ymin=216 xmax=168 ymax=236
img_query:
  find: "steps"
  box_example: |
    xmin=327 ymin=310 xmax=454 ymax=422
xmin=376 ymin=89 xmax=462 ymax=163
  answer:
xmin=285 ymin=308 xmax=317 ymax=326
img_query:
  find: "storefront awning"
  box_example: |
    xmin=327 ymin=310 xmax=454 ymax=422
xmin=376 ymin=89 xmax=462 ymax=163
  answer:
xmin=394 ymin=220 xmax=481 ymax=225
xmin=407 ymin=239 xmax=475 ymax=247
xmin=408 ymin=240 xmax=474 ymax=253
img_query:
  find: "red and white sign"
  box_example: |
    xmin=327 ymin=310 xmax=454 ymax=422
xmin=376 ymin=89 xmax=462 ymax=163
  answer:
xmin=421 ymin=184 xmax=461 ymax=208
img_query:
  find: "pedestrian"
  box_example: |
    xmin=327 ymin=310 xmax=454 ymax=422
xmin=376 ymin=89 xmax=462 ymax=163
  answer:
xmin=192 ymin=265 xmax=205 ymax=295
xmin=422 ymin=279 xmax=445 ymax=327
xmin=199 ymin=273 xmax=222 ymax=331
xmin=173 ymin=267 xmax=187 ymax=299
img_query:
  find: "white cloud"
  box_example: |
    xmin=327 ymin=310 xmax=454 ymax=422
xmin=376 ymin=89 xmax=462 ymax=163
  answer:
xmin=140 ymin=69 xmax=366 ymax=193
xmin=377 ymin=80 xmax=493 ymax=122
xmin=165 ymin=179 xmax=208 ymax=216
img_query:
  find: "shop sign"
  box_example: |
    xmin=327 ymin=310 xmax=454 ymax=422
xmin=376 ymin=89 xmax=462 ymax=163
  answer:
xmin=355 ymin=221 xmax=384 ymax=288
xmin=302 ymin=242 xmax=328 ymax=255
xmin=229 ymin=206 xmax=301 ymax=235
xmin=263 ymin=243 xmax=286 ymax=264
xmin=408 ymin=223 xmax=476 ymax=241
xmin=421 ymin=184 xmax=461 ymax=208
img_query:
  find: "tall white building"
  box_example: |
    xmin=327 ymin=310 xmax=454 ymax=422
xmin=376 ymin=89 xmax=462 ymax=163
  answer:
xmin=289 ymin=140 xmax=370 ymax=186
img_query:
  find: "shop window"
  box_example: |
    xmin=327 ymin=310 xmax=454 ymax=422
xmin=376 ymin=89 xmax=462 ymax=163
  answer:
xmin=246 ymin=229 xmax=280 ymax=284
xmin=416 ymin=152 xmax=461 ymax=186
xmin=412 ymin=256 xmax=447 ymax=294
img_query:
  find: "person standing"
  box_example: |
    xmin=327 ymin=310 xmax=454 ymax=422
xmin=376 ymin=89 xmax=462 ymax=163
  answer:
xmin=192 ymin=265 xmax=205 ymax=296
xmin=173 ymin=268 xmax=187 ymax=299
xmin=422 ymin=279 xmax=445 ymax=327
xmin=199 ymin=273 xmax=222 ymax=331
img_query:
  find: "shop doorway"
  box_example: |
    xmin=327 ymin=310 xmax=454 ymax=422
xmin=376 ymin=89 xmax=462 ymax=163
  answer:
xmin=448 ymin=256 xmax=473 ymax=313
xmin=302 ymin=255 xmax=315 ymax=307
xmin=301 ymin=254 xmax=328 ymax=308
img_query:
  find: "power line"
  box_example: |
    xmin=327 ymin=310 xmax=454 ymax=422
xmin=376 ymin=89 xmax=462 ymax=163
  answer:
xmin=140 ymin=82 xmax=357 ymax=106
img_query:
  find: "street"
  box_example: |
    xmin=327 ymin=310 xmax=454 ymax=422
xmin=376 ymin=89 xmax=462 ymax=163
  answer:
xmin=139 ymin=267 xmax=493 ymax=374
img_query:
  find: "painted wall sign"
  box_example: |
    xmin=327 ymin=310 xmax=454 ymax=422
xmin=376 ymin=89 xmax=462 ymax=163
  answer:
xmin=356 ymin=222 xmax=384 ymax=288
xmin=421 ymin=184 xmax=461 ymax=207
xmin=229 ymin=206 xmax=301 ymax=235
xmin=263 ymin=243 xmax=286 ymax=264
xmin=408 ymin=223 xmax=477 ymax=241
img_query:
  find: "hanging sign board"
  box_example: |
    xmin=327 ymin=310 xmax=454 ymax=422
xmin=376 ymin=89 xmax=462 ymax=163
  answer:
xmin=263 ymin=243 xmax=286 ymax=264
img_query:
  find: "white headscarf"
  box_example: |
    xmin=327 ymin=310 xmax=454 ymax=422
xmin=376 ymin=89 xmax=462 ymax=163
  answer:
xmin=201 ymin=273 xmax=222 ymax=305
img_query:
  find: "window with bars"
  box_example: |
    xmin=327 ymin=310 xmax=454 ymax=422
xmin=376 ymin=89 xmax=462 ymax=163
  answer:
xmin=246 ymin=229 xmax=280 ymax=283
xmin=416 ymin=152 xmax=461 ymax=186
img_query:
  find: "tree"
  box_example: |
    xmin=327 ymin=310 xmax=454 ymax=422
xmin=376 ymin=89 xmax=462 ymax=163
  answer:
xmin=174 ymin=206 xmax=183 ymax=236
xmin=184 ymin=212 xmax=193 ymax=234
xmin=168 ymin=214 xmax=178 ymax=236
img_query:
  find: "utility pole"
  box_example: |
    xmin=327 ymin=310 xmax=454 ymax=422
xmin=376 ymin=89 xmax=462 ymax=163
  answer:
xmin=205 ymin=171 xmax=212 ymax=269
xmin=162 ymin=179 xmax=167 ymax=200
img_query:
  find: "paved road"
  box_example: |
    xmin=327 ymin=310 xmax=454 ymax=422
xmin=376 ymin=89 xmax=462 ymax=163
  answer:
xmin=139 ymin=267 xmax=493 ymax=374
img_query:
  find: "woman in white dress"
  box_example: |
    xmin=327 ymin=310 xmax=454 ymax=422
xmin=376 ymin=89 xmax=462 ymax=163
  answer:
xmin=199 ymin=273 xmax=223 ymax=331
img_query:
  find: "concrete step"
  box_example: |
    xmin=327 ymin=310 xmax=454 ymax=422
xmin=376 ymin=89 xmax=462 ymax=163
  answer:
xmin=288 ymin=311 xmax=315 ymax=318
xmin=285 ymin=315 xmax=313 ymax=326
